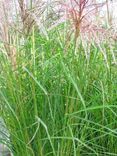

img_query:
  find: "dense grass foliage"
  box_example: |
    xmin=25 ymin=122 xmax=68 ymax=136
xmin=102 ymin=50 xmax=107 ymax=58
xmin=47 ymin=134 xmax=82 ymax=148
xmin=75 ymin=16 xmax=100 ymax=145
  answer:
xmin=0 ymin=26 xmax=117 ymax=156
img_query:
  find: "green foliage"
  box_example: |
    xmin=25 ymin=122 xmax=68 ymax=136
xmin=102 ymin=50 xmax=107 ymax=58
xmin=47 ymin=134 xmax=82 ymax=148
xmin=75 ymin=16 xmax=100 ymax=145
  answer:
xmin=0 ymin=27 xmax=117 ymax=156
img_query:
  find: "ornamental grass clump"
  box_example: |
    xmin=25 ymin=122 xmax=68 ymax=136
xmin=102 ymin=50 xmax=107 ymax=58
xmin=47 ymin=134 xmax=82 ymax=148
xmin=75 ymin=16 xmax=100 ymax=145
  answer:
xmin=0 ymin=0 xmax=117 ymax=156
